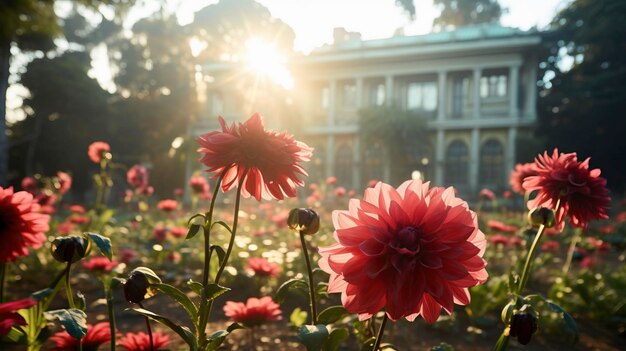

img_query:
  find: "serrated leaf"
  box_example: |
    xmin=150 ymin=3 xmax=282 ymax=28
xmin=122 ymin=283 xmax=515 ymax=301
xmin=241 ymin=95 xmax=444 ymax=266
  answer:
xmin=204 ymin=283 xmax=230 ymax=301
xmin=130 ymin=308 xmax=197 ymax=350
xmin=187 ymin=280 xmax=203 ymax=295
xmin=324 ymin=328 xmax=349 ymax=351
xmin=153 ymin=283 xmax=198 ymax=323
xmin=275 ymin=278 xmax=308 ymax=303
xmin=298 ymin=324 xmax=329 ymax=351
xmin=290 ymin=307 xmax=308 ymax=328
xmin=85 ymin=232 xmax=112 ymax=260
xmin=46 ymin=309 xmax=87 ymax=340
xmin=317 ymin=306 xmax=347 ymax=325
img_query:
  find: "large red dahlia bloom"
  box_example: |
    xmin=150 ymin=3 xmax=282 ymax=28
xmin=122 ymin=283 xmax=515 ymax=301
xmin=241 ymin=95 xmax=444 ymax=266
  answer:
xmin=223 ymin=296 xmax=282 ymax=327
xmin=523 ymin=149 xmax=610 ymax=230
xmin=0 ymin=187 xmax=50 ymax=262
xmin=118 ymin=332 xmax=171 ymax=351
xmin=197 ymin=113 xmax=313 ymax=201
xmin=509 ymin=163 xmax=536 ymax=194
xmin=0 ymin=298 xmax=38 ymax=336
xmin=50 ymin=322 xmax=111 ymax=351
xmin=319 ymin=180 xmax=488 ymax=323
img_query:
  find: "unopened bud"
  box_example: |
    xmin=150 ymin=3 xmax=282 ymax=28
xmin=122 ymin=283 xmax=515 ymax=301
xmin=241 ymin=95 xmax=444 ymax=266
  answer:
xmin=51 ymin=236 xmax=91 ymax=263
xmin=123 ymin=267 xmax=161 ymax=304
xmin=528 ymin=207 xmax=556 ymax=228
xmin=288 ymin=208 xmax=320 ymax=235
xmin=509 ymin=312 xmax=538 ymax=345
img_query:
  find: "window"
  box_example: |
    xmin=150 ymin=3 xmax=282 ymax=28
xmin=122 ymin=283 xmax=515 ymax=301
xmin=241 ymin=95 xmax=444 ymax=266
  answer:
xmin=452 ymin=77 xmax=469 ymax=118
xmin=479 ymin=139 xmax=504 ymax=185
xmin=363 ymin=142 xmax=385 ymax=183
xmin=480 ymin=75 xmax=507 ymax=98
xmin=341 ymin=81 xmax=356 ymax=107
xmin=334 ymin=144 xmax=353 ymax=186
xmin=445 ymin=140 xmax=469 ymax=185
xmin=407 ymin=82 xmax=437 ymax=111
xmin=371 ymin=83 xmax=386 ymax=106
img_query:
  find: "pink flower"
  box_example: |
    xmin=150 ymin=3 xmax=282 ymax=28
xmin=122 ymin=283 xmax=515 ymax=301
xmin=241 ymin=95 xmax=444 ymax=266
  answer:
xmin=598 ymin=225 xmax=614 ymax=235
xmin=118 ymin=332 xmax=170 ymax=351
xmin=523 ymin=149 xmax=611 ymax=230
xmin=81 ymin=257 xmax=119 ymax=272
xmin=189 ymin=175 xmax=210 ymax=196
xmin=68 ymin=205 xmax=85 ymax=214
xmin=57 ymin=172 xmax=72 ymax=195
xmin=223 ymin=297 xmax=282 ymax=327
xmin=157 ymin=199 xmax=177 ymax=212
xmin=326 ymin=176 xmax=337 ymax=185
xmin=510 ymin=163 xmax=536 ymax=194
xmin=334 ymin=186 xmax=347 ymax=197
xmin=0 ymin=298 xmax=38 ymax=336
xmin=319 ymin=180 xmax=488 ymax=323
xmin=479 ymin=188 xmax=495 ymax=201
xmin=503 ymin=190 xmax=512 ymax=199
xmin=57 ymin=221 xmax=75 ymax=235
xmin=127 ymin=165 xmax=149 ymax=189
xmin=119 ymin=249 xmax=138 ymax=264
xmin=0 ymin=187 xmax=50 ymax=262
xmin=138 ymin=186 xmax=154 ymax=197
xmin=487 ymin=220 xmax=519 ymax=234
xmin=21 ymin=176 xmax=39 ymax=194
xmin=68 ymin=215 xmax=90 ymax=225
xmin=50 ymin=322 xmax=111 ymax=350
xmin=489 ymin=234 xmax=510 ymax=246
xmin=580 ymin=257 xmax=596 ymax=269
xmin=88 ymin=142 xmax=111 ymax=164
xmin=247 ymin=257 xmax=281 ymax=278
xmin=197 ymin=113 xmax=313 ymax=201
xmin=173 ymin=188 xmax=184 ymax=197
xmin=541 ymin=240 xmax=560 ymax=253
xmin=168 ymin=251 xmax=182 ymax=263
xmin=153 ymin=225 xmax=167 ymax=242
xmin=169 ymin=226 xmax=187 ymax=238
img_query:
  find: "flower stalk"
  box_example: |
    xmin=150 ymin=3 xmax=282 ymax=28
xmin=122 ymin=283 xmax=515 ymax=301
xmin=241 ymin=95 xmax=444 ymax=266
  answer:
xmin=138 ymin=302 xmax=154 ymax=351
xmin=562 ymin=227 xmax=583 ymax=274
xmin=372 ymin=313 xmax=389 ymax=351
xmin=299 ymin=230 xmax=317 ymax=324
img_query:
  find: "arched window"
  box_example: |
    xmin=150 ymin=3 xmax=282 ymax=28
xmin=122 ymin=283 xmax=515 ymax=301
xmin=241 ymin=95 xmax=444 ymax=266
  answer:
xmin=334 ymin=144 xmax=353 ymax=186
xmin=480 ymin=139 xmax=504 ymax=185
xmin=363 ymin=142 xmax=385 ymax=183
xmin=445 ymin=140 xmax=469 ymax=185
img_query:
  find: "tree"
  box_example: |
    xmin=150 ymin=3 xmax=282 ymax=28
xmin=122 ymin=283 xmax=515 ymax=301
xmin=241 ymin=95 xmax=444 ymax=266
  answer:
xmin=0 ymin=0 xmax=131 ymax=186
xmin=433 ymin=0 xmax=504 ymax=29
xmin=538 ymin=0 xmax=626 ymax=191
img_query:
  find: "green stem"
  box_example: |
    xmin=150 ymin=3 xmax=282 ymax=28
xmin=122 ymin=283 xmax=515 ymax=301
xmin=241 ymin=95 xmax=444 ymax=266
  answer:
xmin=299 ymin=231 xmax=317 ymax=324
xmin=139 ymin=302 xmax=154 ymax=351
xmin=64 ymin=263 xmax=75 ymax=308
xmin=372 ymin=313 xmax=388 ymax=351
xmin=0 ymin=262 xmax=6 ymax=303
xmin=517 ymin=224 xmax=546 ymax=293
xmin=492 ymin=330 xmax=510 ymax=351
xmin=562 ymin=228 xmax=582 ymax=274
xmin=105 ymin=280 xmax=117 ymax=351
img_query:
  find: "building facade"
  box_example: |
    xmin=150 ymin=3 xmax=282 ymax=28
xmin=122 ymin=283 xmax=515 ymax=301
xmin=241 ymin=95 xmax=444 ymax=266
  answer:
xmin=291 ymin=25 xmax=541 ymax=197
xmin=196 ymin=25 xmax=541 ymax=198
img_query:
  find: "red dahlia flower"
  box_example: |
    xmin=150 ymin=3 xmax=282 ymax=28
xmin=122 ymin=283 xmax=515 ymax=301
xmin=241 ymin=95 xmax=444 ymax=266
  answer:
xmin=57 ymin=171 xmax=72 ymax=195
xmin=0 ymin=187 xmax=50 ymax=262
xmin=88 ymin=142 xmax=111 ymax=164
xmin=523 ymin=149 xmax=610 ymax=230
xmin=223 ymin=296 xmax=282 ymax=327
xmin=197 ymin=113 xmax=312 ymax=201
xmin=118 ymin=332 xmax=170 ymax=351
xmin=247 ymin=257 xmax=281 ymax=278
xmin=487 ymin=220 xmax=519 ymax=234
xmin=157 ymin=199 xmax=177 ymax=212
xmin=81 ymin=257 xmax=119 ymax=272
xmin=50 ymin=322 xmax=111 ymax=350
xmin=127 ymin=165 xmax=149 ymax=189
xmin=0 ymin=298 xmax=38 ymax=336
xmin=479 ymin=188 xmax=495 ymax=201
xmin=509 ymin=163 xmax=536 ymax=194
xmin=319 ymin=180 xmax=488 ymax=323
xmin=189 ymin=175 xmax=210 ymax=195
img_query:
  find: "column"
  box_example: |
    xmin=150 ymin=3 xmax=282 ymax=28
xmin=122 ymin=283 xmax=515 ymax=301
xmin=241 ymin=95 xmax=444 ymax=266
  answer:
xmin=328 ymin=80 xmax=336 ymax=126
xmin=469 ymin=128 xmax=480 ymax=193
xmin=437 ymin=71 xmax=447 ymax=122
xmin=473 ymin=68 xmax=482 ymax=119
xmin=385 ymin=75 xmax=394 ymax=106
xmin=509 ymin=65 xmax=520 ymax=119
xmin=355 ymin=76 xmax=364 ymax=108
xmin=507 ymin=127 xmax=518 ymax=184
xmin=435 ymin=129 xmax=445 ymax=185
xmin=353 ymin=135 xmax=361 ymax=188
xmin=326 ymin=135 xmax=334 ymax=179
xmin=524 ymin=61 xmax=537 ymax=120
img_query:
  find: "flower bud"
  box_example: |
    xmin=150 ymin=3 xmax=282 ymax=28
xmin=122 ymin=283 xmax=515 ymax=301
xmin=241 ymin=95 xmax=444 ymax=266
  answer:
xmin=51 ymin=236 xmax=91 ymax=263
xmin=287 ymin=208 xmax=320 ymax=235
xmin=509 ymin=312 xmax=538 ymax=345
xmin=528 ymin=207 xmax=556 ymax=228
xmin=123 ymin=267 xmax=161 ymax=304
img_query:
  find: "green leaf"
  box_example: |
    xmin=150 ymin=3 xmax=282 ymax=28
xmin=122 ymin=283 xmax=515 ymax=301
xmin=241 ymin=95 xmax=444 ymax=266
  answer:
xmin=380 ymin=343 xmax=400 ymax=350
xmin=324 ymin=328 xmax=349 ymax=351
xmin=546 ymin=300 xmax=579 ymax=343
xmin=6 ymin=326 xmax=27 ymax=344
xmin=187 ymin=280 xmax=203 ymax=295
xmin=290 ymin=307 xmax=308 ymax=328
xmin=275 ymin=278 xmax=308 ymax=303
xmin=204 ymin=283 xmax=231 ymax=301
xmin=205 ymin=330 xmax=228 ymax=351
xmin=186 ymin=224 xmax=202 ymax=240
xmin=75 ymin=291 xmax=86 ymax=311
xmin=211 ymin=220 xmax=232 ymax=234
xmin=46 ymin=309 xmax=88 ymax=340
xmin=85 ymin=232 xmax=112 ymax=260
xmin=209 ymin=245 xmax=226 ymax=266
xmin=297 ymin=324 xmax=329 ymax=351
xmin=227 ymin=322 xmax=245 ymax=333
xmin=187 ymin=213 xmax=206 ymax=226
xmin=315 ymin=282 xmax=329 ymax=300
xmin=31 ymin=288 xmax=53 ymax=301
xmin=360 ymin=337 xmax=376 ymax=351
xmin=153 ymin=283 xmax=198 ymax=323
xmin=431 ymin=343 xmax=454 ymax=351
xmin=130 ymin=308 xmax=197 ymax=350
xmin=317 ymin=306 xmax=347 ymax=325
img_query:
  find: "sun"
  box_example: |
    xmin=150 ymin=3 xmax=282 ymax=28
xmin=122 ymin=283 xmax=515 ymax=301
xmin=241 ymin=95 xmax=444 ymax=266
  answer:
xmin=243 ymin=38 xmax=294 ymax=90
